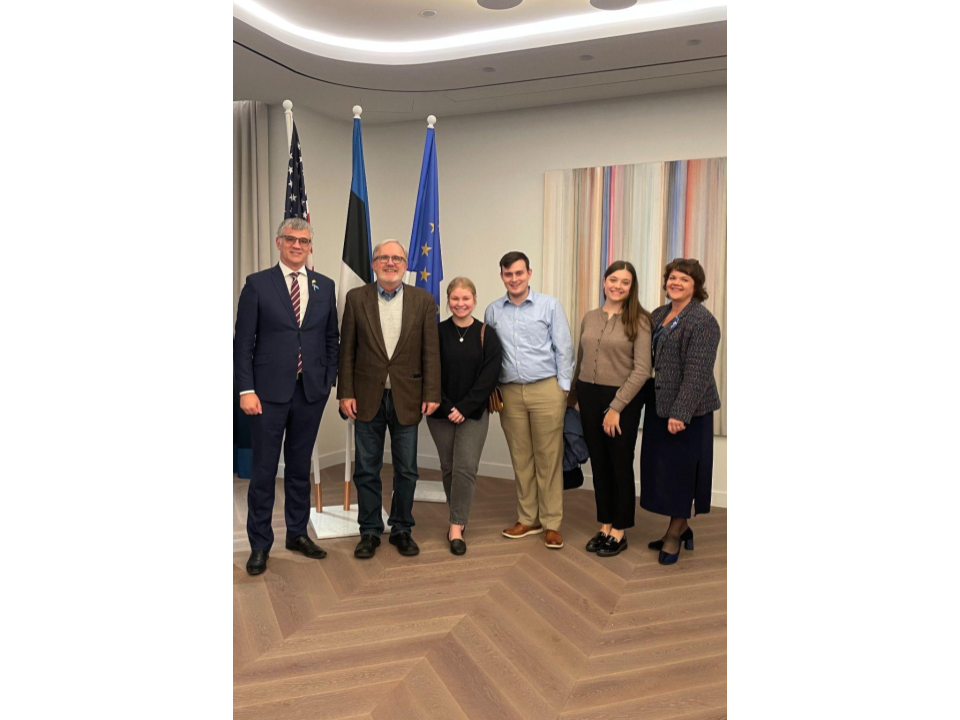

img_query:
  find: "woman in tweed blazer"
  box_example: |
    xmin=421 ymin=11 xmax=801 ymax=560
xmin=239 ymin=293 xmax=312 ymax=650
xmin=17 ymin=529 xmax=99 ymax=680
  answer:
xmin=640 ymin=258 xmax=721 ymax=565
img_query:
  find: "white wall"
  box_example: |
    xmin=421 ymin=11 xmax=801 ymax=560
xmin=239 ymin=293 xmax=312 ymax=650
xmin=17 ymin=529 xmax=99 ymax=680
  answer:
xmin=267 ymin=87 xmax=727 ymax=506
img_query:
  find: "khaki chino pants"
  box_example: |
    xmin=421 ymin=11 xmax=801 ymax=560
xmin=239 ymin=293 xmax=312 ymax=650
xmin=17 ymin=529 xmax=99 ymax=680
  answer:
xmin=498 ymin=377 xmax=566 ymax=530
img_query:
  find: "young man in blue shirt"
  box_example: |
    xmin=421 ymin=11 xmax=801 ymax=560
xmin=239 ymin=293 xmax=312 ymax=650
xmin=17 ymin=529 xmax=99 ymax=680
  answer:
xmin=484 ymin=251 xmax=574 ymax=549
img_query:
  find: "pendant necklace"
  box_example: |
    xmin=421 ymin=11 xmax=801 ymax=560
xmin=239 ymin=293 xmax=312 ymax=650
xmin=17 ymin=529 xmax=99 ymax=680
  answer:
xmin=455 ymin=323 xmax=471 ymax=343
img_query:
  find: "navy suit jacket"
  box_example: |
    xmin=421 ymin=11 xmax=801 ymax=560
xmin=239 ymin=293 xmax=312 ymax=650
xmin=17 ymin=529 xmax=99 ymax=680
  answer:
xmin=234 ymin=265 xmax=339 ymax=404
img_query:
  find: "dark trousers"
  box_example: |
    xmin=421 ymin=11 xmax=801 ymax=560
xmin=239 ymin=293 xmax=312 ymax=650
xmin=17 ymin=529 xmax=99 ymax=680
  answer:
xmin=576 ymin=380 xmax=643 ymax=530
xmin=353 ymin=389 xmax=420 ymax=537
xmin=247 ymin=378 xmax=328 ymax=552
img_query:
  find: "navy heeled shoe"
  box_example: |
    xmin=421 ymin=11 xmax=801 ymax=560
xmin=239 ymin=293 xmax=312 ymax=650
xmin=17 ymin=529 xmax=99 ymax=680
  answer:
xmin=648 ymin=527 xmax=694 ymax=551
xmin=657 ymin=530 xmax=694 ymax=565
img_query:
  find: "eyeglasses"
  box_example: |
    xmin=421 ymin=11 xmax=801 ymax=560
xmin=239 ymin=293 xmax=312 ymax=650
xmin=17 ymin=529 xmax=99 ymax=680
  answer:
xmin=374 ymin=255 xmax=406 ymax=265
xmin=280 ymin=235 xmax=312 ymax=246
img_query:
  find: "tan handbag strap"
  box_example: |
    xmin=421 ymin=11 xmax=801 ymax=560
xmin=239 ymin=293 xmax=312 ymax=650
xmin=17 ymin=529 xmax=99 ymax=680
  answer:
xmin=480 ymin=322 xmax=485 ymax=347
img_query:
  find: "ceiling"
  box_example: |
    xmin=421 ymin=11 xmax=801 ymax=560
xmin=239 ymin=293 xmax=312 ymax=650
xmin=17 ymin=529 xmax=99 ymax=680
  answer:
xmin=233 ymin=0 xmax=727 ymax=124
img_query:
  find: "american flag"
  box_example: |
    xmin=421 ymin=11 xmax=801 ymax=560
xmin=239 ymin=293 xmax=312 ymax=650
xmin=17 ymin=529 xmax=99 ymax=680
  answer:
xmin=285 ymin=121 xmax=312 ymax=267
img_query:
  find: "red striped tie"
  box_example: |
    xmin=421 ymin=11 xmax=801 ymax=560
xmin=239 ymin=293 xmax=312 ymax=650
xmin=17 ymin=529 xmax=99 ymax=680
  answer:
xmin=290 ymin=273 xmax=302 ymax=375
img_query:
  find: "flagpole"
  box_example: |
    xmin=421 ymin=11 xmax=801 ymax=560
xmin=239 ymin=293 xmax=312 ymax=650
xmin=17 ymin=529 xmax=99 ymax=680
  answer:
xmin=285 ymin=98 xmax=324 ymax=513
xmin=341 ymin=104 xmax=365 ymax=512
xmin=283 ymin=99 xmax=293 ymax=150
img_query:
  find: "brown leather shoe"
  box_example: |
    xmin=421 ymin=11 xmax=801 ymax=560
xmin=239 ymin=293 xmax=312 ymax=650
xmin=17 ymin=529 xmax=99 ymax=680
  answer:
xmin=544 ymin=530 xmax=564 ymax=549
xmin=502 ymin=522 xmax=544 ymax=539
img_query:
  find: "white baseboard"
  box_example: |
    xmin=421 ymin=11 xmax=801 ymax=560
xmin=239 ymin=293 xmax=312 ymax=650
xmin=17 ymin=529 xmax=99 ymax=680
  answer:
xmin=280 ymin=449 xmax=728 ymax=509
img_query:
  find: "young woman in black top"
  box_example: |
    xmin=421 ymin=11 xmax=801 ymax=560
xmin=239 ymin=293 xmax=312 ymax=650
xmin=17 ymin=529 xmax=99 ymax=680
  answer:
xmin=427 ymin=277 xmax=503 ymax=555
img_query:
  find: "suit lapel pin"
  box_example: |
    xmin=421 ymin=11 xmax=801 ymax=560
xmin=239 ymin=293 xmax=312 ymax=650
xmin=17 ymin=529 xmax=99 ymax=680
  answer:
xmin=311 ymin=279 xmax=319 ymax=291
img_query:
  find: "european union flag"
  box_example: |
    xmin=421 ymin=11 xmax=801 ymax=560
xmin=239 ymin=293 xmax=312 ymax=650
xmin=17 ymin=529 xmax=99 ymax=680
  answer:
xmin=407 ymin=124 xmax=442 ymax=319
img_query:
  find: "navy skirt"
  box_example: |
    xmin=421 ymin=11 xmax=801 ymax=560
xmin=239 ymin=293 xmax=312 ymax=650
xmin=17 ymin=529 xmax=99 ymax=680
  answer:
xmin=639 ymin=380 xmax=714 ymax=518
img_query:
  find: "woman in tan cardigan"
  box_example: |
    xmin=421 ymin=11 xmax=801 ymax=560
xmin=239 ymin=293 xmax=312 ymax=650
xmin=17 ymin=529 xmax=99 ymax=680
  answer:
xmin=568 ymin=261 xmax=652 ymax=557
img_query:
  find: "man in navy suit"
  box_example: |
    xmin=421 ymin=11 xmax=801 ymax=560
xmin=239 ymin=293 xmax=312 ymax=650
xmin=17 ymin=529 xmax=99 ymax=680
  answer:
xmin=234 ymin=218 xmax=339 ymax=575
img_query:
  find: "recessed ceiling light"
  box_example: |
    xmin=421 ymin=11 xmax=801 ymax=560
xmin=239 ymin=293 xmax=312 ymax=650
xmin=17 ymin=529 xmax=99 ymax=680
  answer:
xmin=482 ymin=66 xmax=497 ymax=72
xmin=419 ymin=10 xmax=437 ymax=18
xmin=686 ymin=38 xmax=701 ymax=45
xmin=590 ymin=0 xmax=638 ymax=9
xmin=477 ymin=0 xmax=523 ymax=9
xmin=579 ymin=54 xmax=595 ymax=61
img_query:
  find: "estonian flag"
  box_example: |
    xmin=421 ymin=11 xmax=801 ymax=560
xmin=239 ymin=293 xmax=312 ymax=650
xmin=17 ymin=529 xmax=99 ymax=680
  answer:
xmin=338 ymin=115 xmax=374 ymax=324
xmin=406 ymin=124 xmax=442 ymax=320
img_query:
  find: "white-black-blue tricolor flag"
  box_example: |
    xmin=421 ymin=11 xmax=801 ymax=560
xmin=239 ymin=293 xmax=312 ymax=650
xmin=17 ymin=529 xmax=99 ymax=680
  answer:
xmin=338 ymin=115 xmax=374 ymax=323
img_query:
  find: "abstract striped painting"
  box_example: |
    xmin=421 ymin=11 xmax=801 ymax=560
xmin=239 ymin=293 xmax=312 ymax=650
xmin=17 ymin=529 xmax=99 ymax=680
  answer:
xmin=543 ymin=158 xmax=727 ymax=436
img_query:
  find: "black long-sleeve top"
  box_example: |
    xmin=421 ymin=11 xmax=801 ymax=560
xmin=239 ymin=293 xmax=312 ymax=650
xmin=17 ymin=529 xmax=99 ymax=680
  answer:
xmin=433 ymin=318 xmax=504 ymax=422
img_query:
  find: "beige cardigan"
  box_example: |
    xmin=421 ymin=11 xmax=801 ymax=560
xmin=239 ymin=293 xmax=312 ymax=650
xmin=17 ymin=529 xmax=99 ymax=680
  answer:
xmin=567 ymin=308 xmax=652 ymax=412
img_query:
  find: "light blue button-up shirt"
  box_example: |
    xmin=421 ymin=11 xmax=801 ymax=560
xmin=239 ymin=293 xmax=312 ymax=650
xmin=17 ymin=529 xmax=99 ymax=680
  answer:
xmin=376 ymin=283 xmax=402 ymax=302
xmin=484 ymin=288 xmax=575 ymax=390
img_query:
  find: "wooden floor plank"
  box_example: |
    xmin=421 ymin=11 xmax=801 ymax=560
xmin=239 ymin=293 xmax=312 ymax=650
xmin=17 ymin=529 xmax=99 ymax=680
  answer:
xmin=594 ymin=613 xmax=728 ymax=657
xmin=582 ymin=634 xmax=728 ymax=680
xmin=613 ymin=581 xmax=727 ymax=615
xmin=260 ymin=615 xmax=463 ymax=659
xmin=564 ymin=655 xmax=727 ymax=712
xmin=234 ymin=680 xmax=399 ymax=720
xmin=235 ymin=660 xmax=411 ymax=708
xmin=234 ymin=633 xmax=450 ymax=686
xmin=604 ymin=597 xmax=728 ymax=633
xmin=559 ymin=681 xmax=726 ymax=720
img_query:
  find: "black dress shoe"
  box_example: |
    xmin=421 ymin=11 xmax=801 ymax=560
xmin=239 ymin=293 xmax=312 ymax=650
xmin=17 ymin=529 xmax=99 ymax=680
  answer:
xmin=285 ymin=535 xmax=327 ymax=559
xmin=354 ymin=534 xmax=381 ymax=559
xmin=585 ymin=532 xmax=608 ymax=552
xmin=648 ymin=527 xmax=693 ymax=551
xmin=246 ymin=550 xmax=269 ymax=575
xmin=389 ymin=532 xmax=420 ymax=556
xmin=448 ymin=534 xmax=467 ymax=556
xmin=596 ymin=534 xmax=628 ymax=557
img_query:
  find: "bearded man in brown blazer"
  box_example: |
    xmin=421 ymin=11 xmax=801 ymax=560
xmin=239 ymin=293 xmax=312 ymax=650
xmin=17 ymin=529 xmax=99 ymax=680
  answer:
xmin=339 ymin=239 xmax=441 ymax=559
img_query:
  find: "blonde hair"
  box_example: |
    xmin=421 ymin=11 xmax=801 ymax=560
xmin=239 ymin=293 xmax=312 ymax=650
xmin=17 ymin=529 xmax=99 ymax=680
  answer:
xmin=446 ymin=277 xmax=477 ymax=306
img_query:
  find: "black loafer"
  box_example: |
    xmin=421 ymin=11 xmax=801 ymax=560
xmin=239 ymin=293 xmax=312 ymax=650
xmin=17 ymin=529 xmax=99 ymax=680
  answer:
xmin=449 ymin=536 xmax=467 ymax=556
xmin=389 ymin=532 xmax=420 ymax=556
xmin=246 ymin=550 xmax=269 ymax=575
xmin=585 ymin=532 xmax=608 ymax=552
xmin=285 ymin=535 xmax=327 ymax=559
xmin=354 ymin=534 xmax=381 ymax=559
xmin=597 ymin=534 xmax=628 ymax=557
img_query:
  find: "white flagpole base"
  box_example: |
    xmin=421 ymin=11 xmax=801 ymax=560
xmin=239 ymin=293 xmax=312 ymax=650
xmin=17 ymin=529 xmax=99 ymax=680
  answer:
xmin=413 ymin=480 xmax=447 ymax=503
xmin=309 ymin=504 xmax=390 ymax=540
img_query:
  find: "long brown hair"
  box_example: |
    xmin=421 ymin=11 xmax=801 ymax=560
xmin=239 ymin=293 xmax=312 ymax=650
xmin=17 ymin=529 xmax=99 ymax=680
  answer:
xmin=604 ymin=260 xmax=650 ymax=341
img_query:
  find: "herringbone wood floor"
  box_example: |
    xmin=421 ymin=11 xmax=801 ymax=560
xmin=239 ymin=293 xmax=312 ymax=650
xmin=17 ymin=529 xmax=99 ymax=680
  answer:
xmin=234 ymin=464 xmax=727 ymax=719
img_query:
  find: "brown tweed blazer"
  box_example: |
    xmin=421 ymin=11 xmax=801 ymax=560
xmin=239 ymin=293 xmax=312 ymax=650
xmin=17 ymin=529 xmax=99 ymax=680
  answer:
xmin=337 ymin=283 xmax=441 ymax=426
